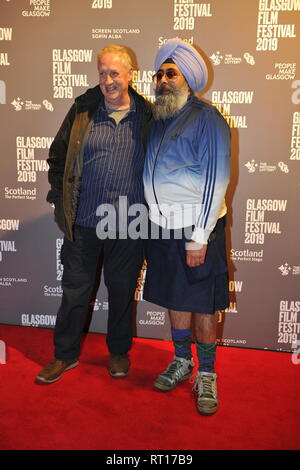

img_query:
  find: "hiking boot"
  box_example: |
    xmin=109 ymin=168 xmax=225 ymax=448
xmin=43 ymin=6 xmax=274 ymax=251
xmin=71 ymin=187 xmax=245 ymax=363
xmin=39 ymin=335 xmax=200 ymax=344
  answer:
xmin=193 ymin=371 xmax=218 ymax=415
xmin=35 ymin=359 xmax=79 ymax=384
xmin=109 ymin=354 xmax=130 ymax=378
xmin=154 ymin=356 xmax=194 ymax=391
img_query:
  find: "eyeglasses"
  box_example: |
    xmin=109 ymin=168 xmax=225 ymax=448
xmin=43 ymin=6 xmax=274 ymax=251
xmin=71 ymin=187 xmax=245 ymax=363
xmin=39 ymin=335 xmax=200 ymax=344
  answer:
xmin=152 ymin=69 xmax=182 ymax=83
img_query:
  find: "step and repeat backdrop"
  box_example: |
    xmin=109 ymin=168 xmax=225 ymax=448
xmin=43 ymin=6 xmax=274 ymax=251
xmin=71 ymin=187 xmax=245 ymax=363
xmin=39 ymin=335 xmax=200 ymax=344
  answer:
xmin=0 ymin=0 xmax=299 ymax=352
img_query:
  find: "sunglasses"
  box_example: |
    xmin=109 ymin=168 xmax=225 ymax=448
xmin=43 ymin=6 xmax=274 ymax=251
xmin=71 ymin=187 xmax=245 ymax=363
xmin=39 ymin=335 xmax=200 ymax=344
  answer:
xmin=152 ymin=69 xmax=182 ymax=83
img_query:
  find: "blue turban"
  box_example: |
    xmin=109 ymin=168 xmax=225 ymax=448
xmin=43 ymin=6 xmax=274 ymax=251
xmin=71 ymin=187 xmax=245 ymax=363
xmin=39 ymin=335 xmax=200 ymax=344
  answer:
xmin=154 ymin=38 xmax=208 ymax=93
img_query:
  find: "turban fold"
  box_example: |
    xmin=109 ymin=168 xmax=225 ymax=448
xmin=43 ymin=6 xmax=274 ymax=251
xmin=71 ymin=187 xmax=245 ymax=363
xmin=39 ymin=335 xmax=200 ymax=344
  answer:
xmin=154 ymin=38 xmax=208 ymax=93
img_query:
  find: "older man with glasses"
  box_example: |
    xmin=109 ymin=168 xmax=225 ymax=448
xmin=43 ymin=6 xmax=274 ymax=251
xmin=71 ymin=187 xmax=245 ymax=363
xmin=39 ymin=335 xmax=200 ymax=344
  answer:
xmin=143 ymin=38 xmax=231 ymax=415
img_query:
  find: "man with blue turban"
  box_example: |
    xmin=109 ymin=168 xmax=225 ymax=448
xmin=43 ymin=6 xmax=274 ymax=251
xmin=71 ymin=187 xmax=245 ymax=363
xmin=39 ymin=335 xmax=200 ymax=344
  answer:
xmin=143 ymin=38 xmax=231 ymax=415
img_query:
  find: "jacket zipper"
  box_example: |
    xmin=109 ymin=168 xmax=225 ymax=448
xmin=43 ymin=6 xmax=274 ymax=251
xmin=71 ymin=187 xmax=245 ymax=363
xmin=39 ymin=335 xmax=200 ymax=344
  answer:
xmin=152 ymin=122 xmax=167 ymax=216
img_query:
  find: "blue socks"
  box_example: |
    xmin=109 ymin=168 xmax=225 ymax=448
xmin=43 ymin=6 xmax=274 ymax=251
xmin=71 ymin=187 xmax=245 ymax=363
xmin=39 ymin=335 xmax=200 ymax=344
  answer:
xmin=171 ymin=329 xmax=216 ymax=372
xmin=196 ymin=342 xmax=216 ymax=373
xmin=171 ymin=328 xmax=192 ymax=360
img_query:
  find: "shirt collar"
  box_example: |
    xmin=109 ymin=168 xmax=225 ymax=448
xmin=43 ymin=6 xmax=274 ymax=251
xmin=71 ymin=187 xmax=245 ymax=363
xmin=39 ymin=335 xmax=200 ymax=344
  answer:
xmin=100 ymin=89 xmax=136 ymax=113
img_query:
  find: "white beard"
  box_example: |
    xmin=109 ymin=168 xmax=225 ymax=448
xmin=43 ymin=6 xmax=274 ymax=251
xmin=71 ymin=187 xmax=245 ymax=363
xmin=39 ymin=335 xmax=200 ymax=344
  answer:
xmin=152 ymin=84 xmax=190 ymax=120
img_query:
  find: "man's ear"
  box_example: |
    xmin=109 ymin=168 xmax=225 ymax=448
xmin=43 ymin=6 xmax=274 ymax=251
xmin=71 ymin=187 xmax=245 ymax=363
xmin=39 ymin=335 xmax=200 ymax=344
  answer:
xmin=128 ymin=68 xmax=133 ymax=82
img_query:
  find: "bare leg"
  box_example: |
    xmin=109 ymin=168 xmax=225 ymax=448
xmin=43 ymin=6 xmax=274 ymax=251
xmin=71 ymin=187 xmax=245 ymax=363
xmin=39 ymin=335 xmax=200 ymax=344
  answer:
xmin=193 ymin=312 xmax=217 ymax=343
xmin=169 ymin=309 xmax=192 ymax=329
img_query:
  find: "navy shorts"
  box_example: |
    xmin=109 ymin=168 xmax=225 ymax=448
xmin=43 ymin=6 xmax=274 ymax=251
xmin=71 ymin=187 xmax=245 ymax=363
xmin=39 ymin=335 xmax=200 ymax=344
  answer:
xmin=143 ymin=216 xmax=229 ymax=314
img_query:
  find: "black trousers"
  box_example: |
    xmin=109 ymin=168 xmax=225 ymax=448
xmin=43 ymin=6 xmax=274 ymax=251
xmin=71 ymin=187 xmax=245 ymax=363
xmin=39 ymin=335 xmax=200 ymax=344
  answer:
xmin=54 ymin=225 xmax=143 ymax=360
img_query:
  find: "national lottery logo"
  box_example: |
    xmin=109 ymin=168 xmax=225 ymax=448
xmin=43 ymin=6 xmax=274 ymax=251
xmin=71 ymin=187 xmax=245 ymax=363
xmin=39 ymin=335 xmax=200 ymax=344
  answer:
xmin=278 ymin=263 xmax=300 ymax=276
xmin=210 ymin=51 xmax=255 ymax=66
xmin=11 ymin=97 xmax=23 ymax=111
xmin=245 ymin=159 xmax=258 ymax=173
xmin=89 ymin=299 xmax=108 ymax=311
xmin=11 ymin=97 xmax=54 ymax=111
xmin=278 ymin=263 xmax=292 ymax=276
xmin=209 ymin=51 xmax=223 ymax=66
xmin=89 ymin=299 xmax=100 ymax=311
xmin=245 ymin=159 xmax=289 ymax=174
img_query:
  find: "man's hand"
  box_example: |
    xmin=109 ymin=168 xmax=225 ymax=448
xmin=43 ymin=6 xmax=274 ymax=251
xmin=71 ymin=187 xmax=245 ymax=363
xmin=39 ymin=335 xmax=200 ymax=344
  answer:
xmin=185 ymin=241 xmax=207 ymax=267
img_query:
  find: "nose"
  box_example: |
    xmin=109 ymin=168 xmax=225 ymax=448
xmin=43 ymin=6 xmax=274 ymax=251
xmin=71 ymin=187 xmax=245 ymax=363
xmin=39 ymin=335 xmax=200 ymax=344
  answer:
xmin=105 ymin=74 xmax=113 ymax=84
xmin=160 ymin=73 xmax=168 ymax=84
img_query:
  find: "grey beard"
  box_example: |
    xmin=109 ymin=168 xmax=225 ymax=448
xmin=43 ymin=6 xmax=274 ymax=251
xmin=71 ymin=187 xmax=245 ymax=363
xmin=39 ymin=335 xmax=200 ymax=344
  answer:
xmin=152 ymin=86 xmax=189 ymax=120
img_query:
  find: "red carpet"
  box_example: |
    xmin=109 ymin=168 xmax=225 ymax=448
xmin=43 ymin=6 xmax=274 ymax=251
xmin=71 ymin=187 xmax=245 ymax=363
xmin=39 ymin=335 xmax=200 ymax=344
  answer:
xmin=0 ymin=324 xmax=299 ymax=450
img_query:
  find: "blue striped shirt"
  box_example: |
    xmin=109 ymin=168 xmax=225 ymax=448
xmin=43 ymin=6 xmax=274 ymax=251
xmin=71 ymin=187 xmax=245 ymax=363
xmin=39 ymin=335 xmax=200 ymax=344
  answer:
xmin=75 ymin=97 xmax=145 ymax=228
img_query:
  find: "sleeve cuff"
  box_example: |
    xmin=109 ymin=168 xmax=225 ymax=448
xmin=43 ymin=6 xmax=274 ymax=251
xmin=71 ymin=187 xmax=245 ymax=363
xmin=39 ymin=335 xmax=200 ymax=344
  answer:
xmin=190 ymin=227 xmax=211 ymax=245
xmin=185 ymin=241 xmax=206 ymax=250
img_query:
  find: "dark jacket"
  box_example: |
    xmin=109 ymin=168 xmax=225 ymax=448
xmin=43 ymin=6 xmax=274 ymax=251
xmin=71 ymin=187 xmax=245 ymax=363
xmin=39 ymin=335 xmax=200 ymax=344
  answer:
xmin=47 ymin=85 xmax=152 ymax=241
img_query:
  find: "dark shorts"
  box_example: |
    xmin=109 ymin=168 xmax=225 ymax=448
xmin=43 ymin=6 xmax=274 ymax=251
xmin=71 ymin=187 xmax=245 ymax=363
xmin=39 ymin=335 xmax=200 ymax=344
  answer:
xmin=143 ymin=216 xmax=229 ymax=314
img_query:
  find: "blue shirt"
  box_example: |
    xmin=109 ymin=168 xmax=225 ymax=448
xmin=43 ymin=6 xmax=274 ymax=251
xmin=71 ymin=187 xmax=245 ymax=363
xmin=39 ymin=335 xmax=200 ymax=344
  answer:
xmin=76 ymin=97 xmax=145 ymax=228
